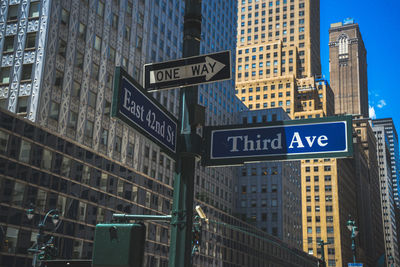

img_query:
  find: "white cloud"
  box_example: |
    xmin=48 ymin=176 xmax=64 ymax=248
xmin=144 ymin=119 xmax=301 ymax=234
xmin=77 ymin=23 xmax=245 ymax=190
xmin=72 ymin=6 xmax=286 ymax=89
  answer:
xmin=377 ymin=99 xmax=386 ymax=109
xmin=369 ymin=106 xmax=376 ymax=119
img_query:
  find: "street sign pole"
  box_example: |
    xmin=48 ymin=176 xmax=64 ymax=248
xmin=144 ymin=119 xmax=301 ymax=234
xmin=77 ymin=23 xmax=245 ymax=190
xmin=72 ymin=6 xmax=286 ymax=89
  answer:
xmin=169 ymin=1 xmax=202 ymax=267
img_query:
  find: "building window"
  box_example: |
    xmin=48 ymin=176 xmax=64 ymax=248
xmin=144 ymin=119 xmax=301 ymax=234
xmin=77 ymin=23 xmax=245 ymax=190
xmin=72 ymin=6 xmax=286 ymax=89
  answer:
xmin=338 ymin=35 xmax=348 ymax=55
xmin=25 ymin=32 xmax=37 ymax=49
xmin=55 ymin=70 xmax=63 ymax=87
xmin=19 ymin=140 xmax=32 ymax=163
xmin=94 ymin=35 xmax=102 ymax=51
xmin=85 ymin=120 xmax=94 ymax=138
xmin=75 ymin=51 xmax=84 ymax=68
xmin=4 ymin=36 xmax=15 ymax=53
xmin=72 ymin=81 xmax=81 ymax=97
xmin=0 ymin=67 xmax=11 ymax=84
xmin=58 ymin=39 xmax=67 ymax=57
xmin=324 ymin=165 xmax=331 ymax=171
xmin=97 ymin=1 xmax=105 ymax=16
xmin=41 ymin=148 xmax=52 ymax=170
xmin=92 ymin=63 xmax=99 ymax=80
xmin=7 ymin=5 xmax=19 ymax=21
xmin=88 ymin=91 xmax=97 ymax=108
xmin=61 ymin=8 xmax=69 ymax=25
xmin=68 ymin=111 xmax=78 ymax=129
xmin=29 ymin=2 xmax=40 ymax=18
xmin=0 ymin=130 xmax=9 ymax=154
xmin=49 ymin=101 xmax=60 ymax=120
xmin=100 ymin=128 xmax=108 ymax=146
xmin=78 ymin=22 xmax=86 ymax=39
xmin=17 ymin=97 xmax=28 ymax=113
xmin=115 ymin=136 xmax=122 ymax=153
xmin=60 ymin=156 xmax=71 ymax=177
xmin=21 ymin=64 xmax=33 ymax=81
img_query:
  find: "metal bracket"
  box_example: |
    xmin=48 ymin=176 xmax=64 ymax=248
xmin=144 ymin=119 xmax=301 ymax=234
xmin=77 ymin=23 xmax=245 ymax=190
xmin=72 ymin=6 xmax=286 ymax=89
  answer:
xmin=170 ymin=210 xmax=187 ymax=227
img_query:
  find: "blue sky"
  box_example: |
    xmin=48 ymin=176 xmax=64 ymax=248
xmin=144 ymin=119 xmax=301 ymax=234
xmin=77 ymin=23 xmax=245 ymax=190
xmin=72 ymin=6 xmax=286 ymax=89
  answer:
xmin=320 ymin=0 xmax=400 ymax=130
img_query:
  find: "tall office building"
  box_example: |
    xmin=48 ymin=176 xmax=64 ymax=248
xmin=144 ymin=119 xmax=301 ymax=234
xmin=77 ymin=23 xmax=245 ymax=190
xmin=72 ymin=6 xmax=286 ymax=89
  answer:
xmin=235 ymin=107 xmax=302 ymax=249
xmin=235 ymin=0 xmax=334 ymax=120
xmin=373 ymin=123 xmax=399 ymax=266
xmin=0 ymin=0 xmax=238 ymax=220
xmin=373 ymin=119 xmax=400 ymax=208
xmin=328 ymin=19 xmax=369 ymax=118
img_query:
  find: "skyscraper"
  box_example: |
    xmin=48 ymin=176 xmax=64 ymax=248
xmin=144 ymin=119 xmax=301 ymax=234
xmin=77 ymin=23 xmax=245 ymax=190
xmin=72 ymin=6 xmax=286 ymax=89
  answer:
xmin=235 ymin=0 xmax=333 ymax=120
xmin=329 ymin=19 xmax=369 ymax=118
xmin=373 ymin=118 xmax=400 ymax=207
xmin=235 ymin=107 xmax=302 ymax=249
xmin=373 ymin=123 xmax=399 ymax=266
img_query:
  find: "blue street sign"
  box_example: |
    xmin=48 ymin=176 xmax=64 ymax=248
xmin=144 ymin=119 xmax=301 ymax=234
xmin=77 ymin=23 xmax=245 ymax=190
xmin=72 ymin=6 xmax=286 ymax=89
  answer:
xmin=348 ymin=263 xmax=363 ymax=267
xmin=203 ymin=116 xmax=353 ymax=166
xmin=112 ymin=68 xmax=177 ymax=157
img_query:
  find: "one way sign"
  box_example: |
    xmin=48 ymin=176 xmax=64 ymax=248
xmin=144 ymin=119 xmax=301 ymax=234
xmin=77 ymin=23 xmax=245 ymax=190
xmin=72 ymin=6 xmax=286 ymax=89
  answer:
xmin=144 ymin=50 xmax=231 ymax=92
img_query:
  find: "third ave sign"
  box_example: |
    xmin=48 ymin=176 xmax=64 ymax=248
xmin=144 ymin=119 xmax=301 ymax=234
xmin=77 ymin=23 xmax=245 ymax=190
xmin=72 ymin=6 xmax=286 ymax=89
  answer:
xmin=144 ymin=50 xmax=231 ymax=92
xmin=203 ymin=116 xmax=353 ymax=167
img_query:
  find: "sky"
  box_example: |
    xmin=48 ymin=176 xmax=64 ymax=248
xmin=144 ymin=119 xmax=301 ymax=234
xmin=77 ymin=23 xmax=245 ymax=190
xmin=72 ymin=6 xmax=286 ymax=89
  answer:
xmin=320 ymin=0 xmax=400 ymax=130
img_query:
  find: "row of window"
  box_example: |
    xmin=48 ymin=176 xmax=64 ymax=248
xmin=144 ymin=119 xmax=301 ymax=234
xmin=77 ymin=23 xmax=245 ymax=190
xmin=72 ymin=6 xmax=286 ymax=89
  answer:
xmin=6 ymin=2 xmax=39 ymax=21
xmin=306 ymin=195 xmax=334 ymax=202
xmin=0 ymin=65 xmax=34 ymax=85
xmin=236 ymin=84 xmax=291 ymax=93
xmin=306 ymin=175 xmax=332 ymax=182
xmin=241 ymin=184 xmax=278 ymax=194
xmin=307 ymin=215 xmax=334 ymax=223
xmin=2 ymin=32 xmax=37 ymax=55
xmin=238 ymin=68 xmax=294 ymax=78
xmin=238 ymin=49 xmax=295 ymax=61
xmin=305 ymin=165 xmax=332 ymax=172
xmin=239 ymin=11 xmax=304 ymax=28
xmin=240 ymin=33 xmax=305 ymax=42
xmin=241 ymin=0 xmax=299 ymax=8
xmin=238 ymin=59 xmax=296 ymax=70
xmin=240 ymin=25 xmax=305 ymax=36
xmin=306 ymin=205 xmax=334 ymax=212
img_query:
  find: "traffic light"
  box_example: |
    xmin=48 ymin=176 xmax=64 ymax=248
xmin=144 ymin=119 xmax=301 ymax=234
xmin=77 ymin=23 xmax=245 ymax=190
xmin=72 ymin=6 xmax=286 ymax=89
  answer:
xmin=92 ymin=223 xmax=146 ymax=267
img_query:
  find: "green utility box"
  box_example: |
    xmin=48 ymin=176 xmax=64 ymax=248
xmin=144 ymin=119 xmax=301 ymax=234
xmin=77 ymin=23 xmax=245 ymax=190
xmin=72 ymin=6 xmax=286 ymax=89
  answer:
xmin=92 ymin=223 xmax=146 ymax=267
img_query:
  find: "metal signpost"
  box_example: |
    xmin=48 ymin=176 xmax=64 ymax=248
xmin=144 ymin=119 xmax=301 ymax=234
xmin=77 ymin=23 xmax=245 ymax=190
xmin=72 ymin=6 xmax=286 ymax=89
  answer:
xmin=111 ymin=67 xmax=178 ymax=158
xmin=204 ymin=116 xmax=353 ymax=166
xmin=144 ymin=50 xmax=231 ymax=92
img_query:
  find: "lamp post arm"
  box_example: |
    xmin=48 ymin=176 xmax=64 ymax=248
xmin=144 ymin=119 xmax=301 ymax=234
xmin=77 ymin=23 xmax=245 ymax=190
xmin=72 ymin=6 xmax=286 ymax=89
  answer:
xmin=41 ymin=209 xmax=59 ymax=226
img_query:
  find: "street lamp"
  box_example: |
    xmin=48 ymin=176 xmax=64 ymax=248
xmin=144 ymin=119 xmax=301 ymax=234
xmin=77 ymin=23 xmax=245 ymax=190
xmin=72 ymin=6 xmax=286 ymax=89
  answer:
xmin=26 ymin=205 xmax=60 ymax=267
xmin=346 ymin=215 xmax=358 ymax=264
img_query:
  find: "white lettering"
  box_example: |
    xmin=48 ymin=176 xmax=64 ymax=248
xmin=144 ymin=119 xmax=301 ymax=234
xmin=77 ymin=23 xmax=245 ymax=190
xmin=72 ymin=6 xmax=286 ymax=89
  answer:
xmin=243 ymin=135 xmax=254 ymax=151
xmin=289 ymin=132 xmax=304 ymax=148
xmin=318 ymin=135 xmax=328 ymax=147
xmin=271 ymin=133 xmax=282 ymax=149
xmin=227 ymin=136 xmax=243 ymax=152
xmin=123 ymin=89 xmax=131 ymax=110
xmin=305 ymin=136 xmax=317 ymax=147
